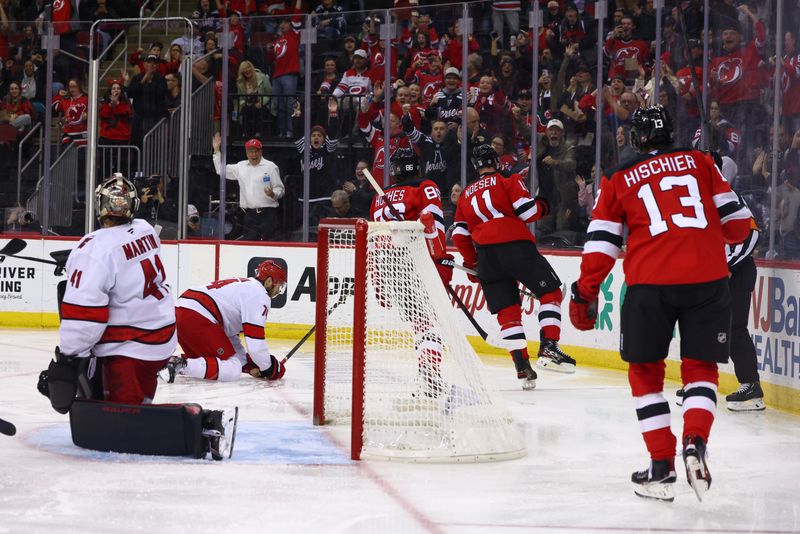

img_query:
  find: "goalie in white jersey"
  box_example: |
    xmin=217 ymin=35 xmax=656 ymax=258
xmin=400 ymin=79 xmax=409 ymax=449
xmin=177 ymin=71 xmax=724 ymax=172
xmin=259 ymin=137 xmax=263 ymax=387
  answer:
xmin=57 ymin=173 xmax=177 ymax=404
xmin=164 ymin=260 xmax=288 ymax=382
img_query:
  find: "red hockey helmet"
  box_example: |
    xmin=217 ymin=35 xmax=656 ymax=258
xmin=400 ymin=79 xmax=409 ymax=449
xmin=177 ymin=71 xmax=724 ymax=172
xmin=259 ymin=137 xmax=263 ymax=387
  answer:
xmin=254 ymin=260 xmax=287 ymax=295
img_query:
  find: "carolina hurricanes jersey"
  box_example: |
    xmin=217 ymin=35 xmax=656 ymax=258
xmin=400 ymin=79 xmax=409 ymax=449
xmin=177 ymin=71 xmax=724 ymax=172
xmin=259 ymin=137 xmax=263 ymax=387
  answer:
xmin=577 ymin=149 xmax=753 ymax=298
xmin=176 ymin=278 xmax=273 ymax=370
xmin=60 ymin=219 xmax=176 ymax=361
xmin=452 ymin=171 xmax=545 ymax=264
xmin=369 ymin=177 xmax=445 ymax=240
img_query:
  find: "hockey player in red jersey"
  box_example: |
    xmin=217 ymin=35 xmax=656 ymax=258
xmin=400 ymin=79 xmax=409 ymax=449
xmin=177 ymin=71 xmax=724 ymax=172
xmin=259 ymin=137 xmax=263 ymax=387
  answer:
xmin=369 ymin=149 xmax=452 ymax=397
xmin=452 ymin=144 xmax=576 ymax=391
xmin=164 ymin=260 xmax=288 ymax=383
xmin=570 ymin=106 xmax=753 ymax=502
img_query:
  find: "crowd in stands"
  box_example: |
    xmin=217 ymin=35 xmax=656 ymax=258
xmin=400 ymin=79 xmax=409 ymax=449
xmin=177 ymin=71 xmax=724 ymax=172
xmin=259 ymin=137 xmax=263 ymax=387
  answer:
xmin=1 ymin=0 xmax=800 ymax=259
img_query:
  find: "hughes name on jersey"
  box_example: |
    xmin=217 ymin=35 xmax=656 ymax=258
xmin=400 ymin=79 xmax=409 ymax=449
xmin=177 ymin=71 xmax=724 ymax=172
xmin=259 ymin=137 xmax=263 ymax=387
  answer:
xmin=60 ymin=219 xmax=177 ymax=360
xmin=369 ymin=177 xmax=445 ymax=239
xmin=579 ymin=148 xmax=753 ymax=297
xmin=177 ymin=277 xmax=273 ymax=370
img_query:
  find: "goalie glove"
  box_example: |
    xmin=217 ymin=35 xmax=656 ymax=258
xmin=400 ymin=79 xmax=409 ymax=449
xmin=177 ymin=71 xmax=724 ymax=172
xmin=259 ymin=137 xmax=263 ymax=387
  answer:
xmin=433 ymin=254 xmax=454 ymax=286
xmin=569 ymin=281 xmax=598 ymax=331
xmin=38 ymin=347 xmax=84 ymax=414
xmin=249 ymin=354 xmax=285 ymax=381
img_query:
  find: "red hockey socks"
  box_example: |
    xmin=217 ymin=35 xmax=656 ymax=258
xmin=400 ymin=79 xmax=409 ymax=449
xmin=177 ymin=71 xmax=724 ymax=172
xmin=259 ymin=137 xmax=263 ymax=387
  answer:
xmin=629 ymin=361 xmax=676 ymax=461
xmin=680 ymin=358 xmax=719 ymax=442
xmin=497 ymin=305 xmax=526 ymax=346
xmin=538 ymin=288 xmax=562 ymax=341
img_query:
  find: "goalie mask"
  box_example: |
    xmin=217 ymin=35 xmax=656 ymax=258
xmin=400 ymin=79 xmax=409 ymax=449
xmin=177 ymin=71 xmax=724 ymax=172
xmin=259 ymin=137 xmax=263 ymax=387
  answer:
xmin=389 ymin=148 xmax=419 ymax=181
xmin=95 ymin=173 xmax=139 ymax=222
xmin=255 ymin=260 xmax=287 ymax=296
xmin=471 ymin=144 xmax=499 ymax=170
xmin=630 ymin=105 xmax=674 ymax=152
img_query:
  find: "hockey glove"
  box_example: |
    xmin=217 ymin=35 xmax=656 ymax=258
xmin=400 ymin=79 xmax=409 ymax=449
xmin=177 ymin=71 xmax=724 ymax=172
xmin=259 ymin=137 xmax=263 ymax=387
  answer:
xmin=569 ymin=281 xmax=598 ymax=331
xmin=434 ymin=254 xmax=454 ymax=286
xmin=534 ymin=196 xmax=550 ymax=218
xmin=463 ymin=261 xmax=480 ymax=284
xmin=251 ymin=354 xmax=286 ymax=381
xmin=39 ymin=347 xmax=83 ymax=414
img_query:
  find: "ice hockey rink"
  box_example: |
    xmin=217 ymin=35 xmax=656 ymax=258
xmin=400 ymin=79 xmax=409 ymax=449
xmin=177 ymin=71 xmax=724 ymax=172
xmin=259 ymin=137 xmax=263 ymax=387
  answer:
xmin=1 ymin=328 xmax=798 ymax=534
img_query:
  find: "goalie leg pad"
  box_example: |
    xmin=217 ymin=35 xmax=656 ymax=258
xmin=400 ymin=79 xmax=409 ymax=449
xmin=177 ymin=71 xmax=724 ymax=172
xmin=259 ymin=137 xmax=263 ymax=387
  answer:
xmin=69 ymin=399 xmax=206 ymax=458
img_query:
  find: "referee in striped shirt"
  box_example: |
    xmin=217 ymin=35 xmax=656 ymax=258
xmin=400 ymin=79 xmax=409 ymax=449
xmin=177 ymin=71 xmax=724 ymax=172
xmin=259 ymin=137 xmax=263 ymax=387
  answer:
xmin=721 ymin=155 xmax=764 ymax=411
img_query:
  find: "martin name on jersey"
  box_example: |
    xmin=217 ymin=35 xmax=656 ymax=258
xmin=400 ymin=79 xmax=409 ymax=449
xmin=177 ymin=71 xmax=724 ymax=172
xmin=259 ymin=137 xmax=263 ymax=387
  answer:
xmin=60 ymin=219 xmax=177 ymax=361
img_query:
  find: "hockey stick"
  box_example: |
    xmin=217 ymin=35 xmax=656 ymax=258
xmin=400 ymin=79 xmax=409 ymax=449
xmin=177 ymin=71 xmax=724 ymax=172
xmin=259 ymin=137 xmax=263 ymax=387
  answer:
xmin=446 ymin=285 xmax=490 ymax=340
xmin=280 ymin=288 xmax=350 ymax=365
xmin=0 ymin=417 xmax=17 ymax=437
xmin=447 ymin=259 xmax=569 ymax=301
xmin=0 ymin=238 xmax=27 ymax=257
xmin=362 ymin=168 xmax=404 ymax=220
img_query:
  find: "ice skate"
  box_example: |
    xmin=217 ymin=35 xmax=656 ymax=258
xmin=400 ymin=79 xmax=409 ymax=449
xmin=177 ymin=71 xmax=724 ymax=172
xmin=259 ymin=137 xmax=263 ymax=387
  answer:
xmin=202 ymin=407 xmax=238 ymax=461
xmin=535 ymin=339 xmax=576 ymax=373
xmin=683 ymin=434 xmax=711 ymax=502
xmin=726 ymin=382 xmax=765 ymax=412
xmin=158 ymin=355 xmax=187 ymax=383
xmin=511 ymin=350 xmax=537 ymax=390
xmin=632 ymin=459 xmax=677 ymax=502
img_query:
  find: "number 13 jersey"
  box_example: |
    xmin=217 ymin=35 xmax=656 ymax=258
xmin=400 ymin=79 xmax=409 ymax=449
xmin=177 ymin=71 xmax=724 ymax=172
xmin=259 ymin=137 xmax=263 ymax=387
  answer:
xmin=60 ymin=219 xmax=177 ymax=361
xmin=579 ymin=149 xmax=753 ymax=297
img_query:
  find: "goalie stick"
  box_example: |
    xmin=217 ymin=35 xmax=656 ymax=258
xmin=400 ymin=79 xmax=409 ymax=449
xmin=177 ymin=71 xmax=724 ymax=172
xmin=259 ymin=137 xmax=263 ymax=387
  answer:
xmin=0 ymin=417 xmax=16 ymax=436
xmin=281 ymin=288 xmax=350 ymax=364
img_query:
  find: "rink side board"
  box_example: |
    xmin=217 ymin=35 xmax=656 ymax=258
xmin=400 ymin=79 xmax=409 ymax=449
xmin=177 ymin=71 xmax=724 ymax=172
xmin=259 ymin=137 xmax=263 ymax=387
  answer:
xmin=0 ymin=237 xmax=798 ymax=414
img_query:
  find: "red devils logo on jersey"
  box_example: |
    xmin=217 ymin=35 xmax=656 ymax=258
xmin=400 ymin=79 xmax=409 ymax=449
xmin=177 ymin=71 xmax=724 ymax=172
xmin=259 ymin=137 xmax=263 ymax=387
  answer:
xmin=716 ymin=58 xmax=743 ymax=85
xmin=66 ymin=102 xmax=87 ymax=126
xmin=614 ymin=46 xmax=640 ymax=62
xmin=422 ymin=82 xmax=438 ymax=102
xmin=373 ymin=52 xmax=385 ymax=67
xmin=374 ymin=147 xmax=385 ymax=169
xmin=274 ymin=39 xmax=287 ymax=59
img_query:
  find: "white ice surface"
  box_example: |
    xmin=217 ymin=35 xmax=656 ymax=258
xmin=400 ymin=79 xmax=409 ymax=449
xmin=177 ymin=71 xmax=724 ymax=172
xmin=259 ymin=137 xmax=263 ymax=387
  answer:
xmin=0 ymin=329 xmax=798 ymax=534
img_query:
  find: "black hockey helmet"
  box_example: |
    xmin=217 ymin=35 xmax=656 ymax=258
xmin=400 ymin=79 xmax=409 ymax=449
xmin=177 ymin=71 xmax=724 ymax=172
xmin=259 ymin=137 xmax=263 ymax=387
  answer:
xmin=471 ymin=144 xmax=498 ymax=170
xmin=630 ymin=105 xmax=674 ymax=152
xmin=389 ymin=148 xmax=419 ymax=181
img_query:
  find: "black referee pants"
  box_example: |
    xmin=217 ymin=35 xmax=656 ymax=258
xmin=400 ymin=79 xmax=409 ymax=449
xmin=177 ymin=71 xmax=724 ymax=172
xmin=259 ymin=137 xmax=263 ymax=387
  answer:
xmin=729 ymin=256 xmax=760 ymax=384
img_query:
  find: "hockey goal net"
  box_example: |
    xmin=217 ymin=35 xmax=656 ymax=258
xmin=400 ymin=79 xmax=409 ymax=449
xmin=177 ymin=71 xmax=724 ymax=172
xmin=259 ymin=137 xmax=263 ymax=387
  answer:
xmin=313 ymin=219 xmax=526 ymax=462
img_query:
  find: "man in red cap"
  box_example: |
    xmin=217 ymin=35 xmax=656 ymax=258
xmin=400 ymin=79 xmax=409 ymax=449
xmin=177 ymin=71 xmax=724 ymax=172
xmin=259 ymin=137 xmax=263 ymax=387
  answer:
xmin=212 ymin=133 xmax=285 ymax=240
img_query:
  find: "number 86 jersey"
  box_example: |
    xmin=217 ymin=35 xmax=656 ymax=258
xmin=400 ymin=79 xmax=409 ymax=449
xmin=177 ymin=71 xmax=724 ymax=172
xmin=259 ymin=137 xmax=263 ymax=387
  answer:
xmin=59 ymin=219 xmax=177 ymax=361
xmin=578 ymin=149 xmax=753 ymax=297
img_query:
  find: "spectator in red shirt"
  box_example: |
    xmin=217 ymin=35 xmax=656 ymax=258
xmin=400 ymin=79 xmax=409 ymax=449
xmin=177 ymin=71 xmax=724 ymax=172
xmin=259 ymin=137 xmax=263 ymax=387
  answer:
xmin=267 ymin=0 xmax=302 ymax=137
xmin=603 ymin=15 xmax=650 ymax=86
xmin=775 ymin=30 xmax=800 ymax=135
xmin=1 ymin=81 xmax=34 ymax=132
xmin=53 ymin=78 xmax=89 ymax=145
xmin=708 ymin=5 xmax=766 ymax=159
xmin=99 ymin=81 xmax=132 ymax=144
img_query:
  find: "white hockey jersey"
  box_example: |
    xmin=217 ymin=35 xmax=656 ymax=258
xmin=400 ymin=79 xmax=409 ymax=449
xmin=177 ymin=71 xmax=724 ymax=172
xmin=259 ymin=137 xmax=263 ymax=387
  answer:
xmin=176 ymin=278 xmax=273 ymax=370
xmin=60 ymin=219 xmax=177 ymax=361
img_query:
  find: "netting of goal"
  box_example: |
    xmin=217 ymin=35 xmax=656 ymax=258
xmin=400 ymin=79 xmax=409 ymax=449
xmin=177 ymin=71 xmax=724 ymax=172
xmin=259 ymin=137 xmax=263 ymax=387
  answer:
xmin=313 ymin=219 xmax=526 ymax=463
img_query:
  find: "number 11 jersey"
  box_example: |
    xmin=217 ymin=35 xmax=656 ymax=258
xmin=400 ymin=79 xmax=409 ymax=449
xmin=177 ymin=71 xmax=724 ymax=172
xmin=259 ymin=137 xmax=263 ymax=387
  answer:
xmin=579 ymin=149 xmax=753 ymax=296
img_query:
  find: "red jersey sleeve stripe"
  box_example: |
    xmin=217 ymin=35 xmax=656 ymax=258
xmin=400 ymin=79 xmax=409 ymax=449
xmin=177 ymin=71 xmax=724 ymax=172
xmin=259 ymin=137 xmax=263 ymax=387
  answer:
xmin=61 ymin=302 xmax=109 ymax=323
xmin=242 ymin=323 xmax=266 ymax=340
xmin=98 ymin=323 xmax=176 ymax=345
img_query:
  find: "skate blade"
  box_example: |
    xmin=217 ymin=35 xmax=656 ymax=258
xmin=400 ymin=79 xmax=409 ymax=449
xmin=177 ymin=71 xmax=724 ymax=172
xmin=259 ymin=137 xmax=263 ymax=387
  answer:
xmin=520 ymin=378 xmax=536 ymax=391
xmin=727 ymin=399 xmax=765 ymax=412
xmin=535 ymin=358 xmax=576 ymax=374
xmin=685 ymin=456 xmax=710 ymax=502
xmin=633 ymin=482 xmax=675 ymax=502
